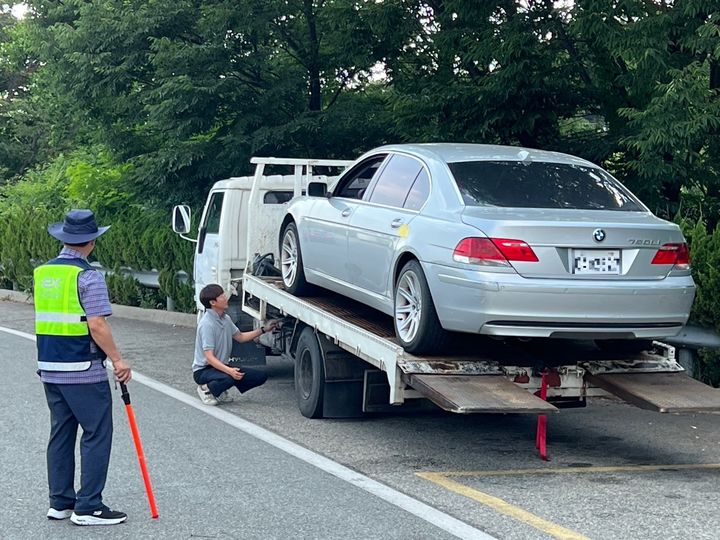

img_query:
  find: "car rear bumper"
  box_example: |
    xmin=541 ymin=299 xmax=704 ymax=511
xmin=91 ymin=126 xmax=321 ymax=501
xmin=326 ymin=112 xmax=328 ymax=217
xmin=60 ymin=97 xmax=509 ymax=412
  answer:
xmin=424 ymin=262 xmax=695 ymax=339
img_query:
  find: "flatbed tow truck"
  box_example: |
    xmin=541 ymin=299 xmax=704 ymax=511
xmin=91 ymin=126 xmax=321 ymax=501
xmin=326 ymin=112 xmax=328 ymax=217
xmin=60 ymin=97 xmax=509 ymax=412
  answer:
xmin=173 ymin=157 xmax=720 ymax=450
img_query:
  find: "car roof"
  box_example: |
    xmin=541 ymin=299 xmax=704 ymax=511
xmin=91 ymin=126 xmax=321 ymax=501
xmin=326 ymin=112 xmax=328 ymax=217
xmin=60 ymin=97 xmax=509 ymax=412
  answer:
xmin=373 ymin=143 xmax=598 ymax=168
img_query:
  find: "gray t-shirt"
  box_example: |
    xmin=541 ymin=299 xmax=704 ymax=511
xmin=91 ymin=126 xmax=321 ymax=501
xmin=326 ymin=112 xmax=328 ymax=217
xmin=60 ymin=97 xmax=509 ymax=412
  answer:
xmin=192 ymin=309 xmax=240 ymax=372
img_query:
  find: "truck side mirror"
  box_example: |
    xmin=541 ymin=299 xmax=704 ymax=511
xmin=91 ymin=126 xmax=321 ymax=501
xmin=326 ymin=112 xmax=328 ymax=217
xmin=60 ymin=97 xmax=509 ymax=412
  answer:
xmin=307 ymin=182 xmax=328 ymax=197
xmin=172 ymin=205 xmax=192 ymax=234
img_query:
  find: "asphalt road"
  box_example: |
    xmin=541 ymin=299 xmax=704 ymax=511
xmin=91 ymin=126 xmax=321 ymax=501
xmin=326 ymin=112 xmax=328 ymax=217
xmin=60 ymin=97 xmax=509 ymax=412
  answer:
xmin=1 ymin=300 xmax=719 ymax=540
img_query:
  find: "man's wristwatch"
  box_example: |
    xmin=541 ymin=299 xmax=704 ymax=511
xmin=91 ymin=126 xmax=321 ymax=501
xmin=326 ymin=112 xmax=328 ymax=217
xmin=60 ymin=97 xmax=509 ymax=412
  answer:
xmin=260 ymin=326 xmax=266 ymax=334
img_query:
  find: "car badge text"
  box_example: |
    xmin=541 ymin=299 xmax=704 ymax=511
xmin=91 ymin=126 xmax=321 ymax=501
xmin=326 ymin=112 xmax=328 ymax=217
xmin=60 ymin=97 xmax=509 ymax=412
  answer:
xmin=627 ymin=238 xmax=661 ymax=246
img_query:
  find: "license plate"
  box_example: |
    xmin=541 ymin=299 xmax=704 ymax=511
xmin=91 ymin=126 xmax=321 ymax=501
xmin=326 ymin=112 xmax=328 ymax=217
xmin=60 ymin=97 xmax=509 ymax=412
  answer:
xmin=572 ymin=249 xmax=621 ymax=274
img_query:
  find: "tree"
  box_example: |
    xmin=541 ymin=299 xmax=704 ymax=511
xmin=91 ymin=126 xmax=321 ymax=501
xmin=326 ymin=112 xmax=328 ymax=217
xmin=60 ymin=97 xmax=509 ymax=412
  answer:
xmin=23 ymin=0 xmax=411 ymax=203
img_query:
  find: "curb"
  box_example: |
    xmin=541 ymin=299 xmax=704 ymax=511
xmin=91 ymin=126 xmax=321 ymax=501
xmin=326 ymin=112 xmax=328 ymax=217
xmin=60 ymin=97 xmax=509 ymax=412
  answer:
xmin=1 ymin=289 xmax=197 ymax=328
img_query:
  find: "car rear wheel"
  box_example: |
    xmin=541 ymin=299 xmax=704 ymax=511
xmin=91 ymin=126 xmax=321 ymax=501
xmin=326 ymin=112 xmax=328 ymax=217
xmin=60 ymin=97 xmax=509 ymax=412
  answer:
xmin=394 ymin=260 xmax=449 ymax=354
xmin=280 ymin=222 xmax=313 ymax=296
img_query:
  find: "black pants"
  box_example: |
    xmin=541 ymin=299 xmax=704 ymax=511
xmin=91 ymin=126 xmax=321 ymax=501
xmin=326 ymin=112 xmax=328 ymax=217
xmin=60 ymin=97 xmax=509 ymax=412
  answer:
xmin=43 ymin=382 xmax=113 ymax=512
xmin=193 ymin=365 xmax=267 ymax=397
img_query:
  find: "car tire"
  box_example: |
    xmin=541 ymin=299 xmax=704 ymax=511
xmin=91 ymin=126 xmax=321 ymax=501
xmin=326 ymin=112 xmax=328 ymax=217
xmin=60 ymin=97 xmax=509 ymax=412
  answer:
xmin=280 ymin=222 xmax=313 ymax=296
xmin=595 ymin=339 xmax=654 ymax=354
xmin=294 ymin=327 xmax=325 ymax=418
xmin=394 ymin=260 xmax=449 ymax=354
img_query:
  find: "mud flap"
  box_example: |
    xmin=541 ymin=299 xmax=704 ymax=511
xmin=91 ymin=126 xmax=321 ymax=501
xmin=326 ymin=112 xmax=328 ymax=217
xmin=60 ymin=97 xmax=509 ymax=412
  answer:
xmin=585 ymin=372 xmax=720 ymax=413
xmin=406 ymin=374 xmax=559 ymax=414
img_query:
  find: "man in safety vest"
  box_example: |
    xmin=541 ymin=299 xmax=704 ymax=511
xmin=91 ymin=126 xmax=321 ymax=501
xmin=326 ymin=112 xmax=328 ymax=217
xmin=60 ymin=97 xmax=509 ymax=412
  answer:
xmin=34 ymin=209 xmax=132 ymax=526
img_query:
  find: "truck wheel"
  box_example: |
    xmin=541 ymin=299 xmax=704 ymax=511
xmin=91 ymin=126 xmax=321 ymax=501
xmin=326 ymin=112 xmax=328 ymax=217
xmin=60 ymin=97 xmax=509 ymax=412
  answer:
xmin=394 ymin=260 xmax=449 ymax=354
xmin=280 ymin=222 xmax=313 ymax=296
xmin=294 ymin=327 xmax=325 ymax=418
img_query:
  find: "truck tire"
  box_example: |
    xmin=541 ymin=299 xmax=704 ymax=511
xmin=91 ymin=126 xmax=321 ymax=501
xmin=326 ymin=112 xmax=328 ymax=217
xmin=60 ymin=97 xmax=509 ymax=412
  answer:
xmin=294 ymin=327 xmax=325 ymax=418
xmin=394 ymin=260 xmax=449 ymax=354
xmin=280 ymin=222 xmax=313 ymax=296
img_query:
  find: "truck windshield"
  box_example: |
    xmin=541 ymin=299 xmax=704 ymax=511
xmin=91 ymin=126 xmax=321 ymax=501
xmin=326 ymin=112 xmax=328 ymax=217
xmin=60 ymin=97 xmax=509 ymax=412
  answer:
xmin=448 ymin=161 xmax=643 ymax=211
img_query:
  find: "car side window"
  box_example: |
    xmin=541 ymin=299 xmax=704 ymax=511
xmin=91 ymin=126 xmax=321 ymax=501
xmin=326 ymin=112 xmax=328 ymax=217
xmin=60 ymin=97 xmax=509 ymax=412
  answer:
xmin=368 ymin=154 xmax=423 ymax=208
xmin=203 ymin=192 xmax=224 ymax=234
xmin=403 ymin=169 xmax=430 ymax=211
xmin=335 ymin=155 xmax=386 ymax=199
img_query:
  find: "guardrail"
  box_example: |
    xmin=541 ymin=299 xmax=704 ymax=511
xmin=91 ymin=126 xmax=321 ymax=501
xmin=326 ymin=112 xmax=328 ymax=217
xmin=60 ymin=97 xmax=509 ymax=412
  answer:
xmin=663 ymin=326 xmax=720 ymax=379
xmin=89 ymin=263 xmax=190 ymax=311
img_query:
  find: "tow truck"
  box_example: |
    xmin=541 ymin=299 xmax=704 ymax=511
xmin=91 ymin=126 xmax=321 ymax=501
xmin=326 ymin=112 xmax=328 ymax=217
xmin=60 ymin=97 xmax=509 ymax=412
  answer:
xmin=172 ymin=157 xmax=720 ymax=425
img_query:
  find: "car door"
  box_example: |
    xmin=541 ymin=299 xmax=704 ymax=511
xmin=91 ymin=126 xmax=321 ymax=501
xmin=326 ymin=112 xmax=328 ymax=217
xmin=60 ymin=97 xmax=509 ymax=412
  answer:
xmin=300 ymin=155 xmax=387 ymax=286
xmin=194 ymin=191 xmax=224 ymax=298
xmin=348 ymin=153 xmax=428 ymax=299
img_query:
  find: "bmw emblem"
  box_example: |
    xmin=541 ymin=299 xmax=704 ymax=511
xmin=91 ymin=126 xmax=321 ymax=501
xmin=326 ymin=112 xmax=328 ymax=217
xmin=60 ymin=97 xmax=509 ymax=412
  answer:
xmin=593 ymin=229 xmax=606 ymax=242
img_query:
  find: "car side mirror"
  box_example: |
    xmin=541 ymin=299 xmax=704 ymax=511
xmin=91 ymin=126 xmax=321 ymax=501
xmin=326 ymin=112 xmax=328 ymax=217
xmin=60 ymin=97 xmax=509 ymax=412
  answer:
xmin=307 ymin=182 xmax=328 ymax=198
xmin=172 ymin=205 xmax=192 ymax=234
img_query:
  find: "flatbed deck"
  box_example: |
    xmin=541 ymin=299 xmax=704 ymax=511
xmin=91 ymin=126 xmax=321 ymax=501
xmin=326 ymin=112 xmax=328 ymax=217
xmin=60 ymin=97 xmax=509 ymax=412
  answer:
xmin=242 ymin=273 xmax=720 ymax=414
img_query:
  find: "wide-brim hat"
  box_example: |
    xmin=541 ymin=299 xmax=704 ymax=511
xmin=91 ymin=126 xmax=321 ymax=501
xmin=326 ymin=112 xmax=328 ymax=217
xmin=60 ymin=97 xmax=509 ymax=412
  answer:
xmin=48 ymin=209 xmax=110 ymax=243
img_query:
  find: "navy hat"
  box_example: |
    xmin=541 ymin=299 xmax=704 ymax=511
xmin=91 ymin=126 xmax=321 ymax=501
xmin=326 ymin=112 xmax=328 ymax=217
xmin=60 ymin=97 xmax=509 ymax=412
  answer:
xmin=48 ymin=209 xmax=110 ymax=243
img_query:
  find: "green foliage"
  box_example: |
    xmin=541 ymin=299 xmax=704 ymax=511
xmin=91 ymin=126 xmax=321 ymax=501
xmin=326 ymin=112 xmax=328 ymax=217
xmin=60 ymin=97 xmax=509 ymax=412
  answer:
xmin=681 ymin=219 xmax=720 ymax=332
xmin=678 ymin=217 xmax=720 ymax=385
xmin=0 ymin=147 xmax=196 ymax=310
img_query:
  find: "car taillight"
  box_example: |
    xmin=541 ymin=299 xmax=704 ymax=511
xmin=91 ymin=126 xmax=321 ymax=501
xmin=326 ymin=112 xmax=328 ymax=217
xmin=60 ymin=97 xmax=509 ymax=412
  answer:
xmin=492 ymin=238 xmax=539 ymax=262
xmin=651 ymin=243 xmax=690 ymax=269
xmin=453 ymin=237 xmax=538 ymax=266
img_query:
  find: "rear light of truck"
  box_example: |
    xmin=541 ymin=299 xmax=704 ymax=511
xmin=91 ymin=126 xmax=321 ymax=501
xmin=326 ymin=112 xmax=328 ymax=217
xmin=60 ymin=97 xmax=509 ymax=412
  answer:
xmin=651 ymin=243 xmax=690 ymax=269
xmin=453 ymin=238 xmax=539 ymax=266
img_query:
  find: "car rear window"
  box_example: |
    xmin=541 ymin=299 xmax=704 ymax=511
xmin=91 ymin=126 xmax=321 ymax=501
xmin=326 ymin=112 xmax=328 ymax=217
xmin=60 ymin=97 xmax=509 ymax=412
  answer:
xmin=448 ymin=161 xmax=643 ymax=211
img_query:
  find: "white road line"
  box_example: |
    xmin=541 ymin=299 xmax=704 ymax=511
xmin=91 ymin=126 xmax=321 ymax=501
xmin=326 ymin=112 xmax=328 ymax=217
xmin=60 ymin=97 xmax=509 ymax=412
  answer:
xmin=0 ymin=325 xmax=496 ymax=540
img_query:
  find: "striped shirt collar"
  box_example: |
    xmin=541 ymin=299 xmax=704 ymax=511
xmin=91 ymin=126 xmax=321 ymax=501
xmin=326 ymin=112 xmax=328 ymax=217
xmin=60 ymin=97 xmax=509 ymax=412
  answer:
xmin=58 ymin=247 xmax=87 ymax=260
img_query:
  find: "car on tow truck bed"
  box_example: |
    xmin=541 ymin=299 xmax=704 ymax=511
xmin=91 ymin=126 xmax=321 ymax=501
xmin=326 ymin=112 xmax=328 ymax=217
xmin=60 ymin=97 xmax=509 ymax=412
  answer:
xmin=278 ymin=144 xmax=695 ymax=354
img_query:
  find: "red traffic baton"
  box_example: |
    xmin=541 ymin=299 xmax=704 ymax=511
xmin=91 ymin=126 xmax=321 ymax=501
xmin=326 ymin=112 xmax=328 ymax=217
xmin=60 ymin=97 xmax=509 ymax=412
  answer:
xmin=119 ymin=383 xmax=159 ymax=519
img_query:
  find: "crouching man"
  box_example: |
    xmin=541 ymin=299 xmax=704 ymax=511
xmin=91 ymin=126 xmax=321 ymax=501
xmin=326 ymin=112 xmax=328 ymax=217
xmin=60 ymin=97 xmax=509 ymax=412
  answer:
xmin=192 ymin=284 xmax=278 ymax=405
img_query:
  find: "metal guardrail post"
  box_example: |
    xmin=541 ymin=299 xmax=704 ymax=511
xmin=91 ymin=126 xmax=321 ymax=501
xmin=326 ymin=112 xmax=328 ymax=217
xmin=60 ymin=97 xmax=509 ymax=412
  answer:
xmin=664 ymin=325 xmax=720 ymax=380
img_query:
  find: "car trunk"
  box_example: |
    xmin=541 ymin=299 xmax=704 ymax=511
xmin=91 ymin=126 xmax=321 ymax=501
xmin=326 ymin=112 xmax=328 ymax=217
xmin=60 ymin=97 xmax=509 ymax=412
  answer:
xmin=461 ymin=207 xmax=682 ymax=280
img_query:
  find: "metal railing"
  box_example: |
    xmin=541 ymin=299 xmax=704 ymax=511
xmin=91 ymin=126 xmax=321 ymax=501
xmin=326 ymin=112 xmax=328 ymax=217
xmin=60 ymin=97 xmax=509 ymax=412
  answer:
xmin=88 ymin=263 xmax=190 ymax=311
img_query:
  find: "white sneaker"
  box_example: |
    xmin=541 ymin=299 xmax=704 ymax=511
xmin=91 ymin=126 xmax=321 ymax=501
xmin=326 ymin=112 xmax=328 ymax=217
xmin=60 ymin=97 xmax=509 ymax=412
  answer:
xmin=47 ymin=507 xmax=73 ymax=520
xmin=196 ymin=385 xmax=218 ymax=406
xmin=216 ymin=391 xmax=234 ymax=404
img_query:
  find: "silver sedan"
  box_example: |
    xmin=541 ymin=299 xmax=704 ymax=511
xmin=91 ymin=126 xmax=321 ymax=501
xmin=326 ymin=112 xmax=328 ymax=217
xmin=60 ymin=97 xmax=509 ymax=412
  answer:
xmin=278 ymin=144 xmax=695 ymax=354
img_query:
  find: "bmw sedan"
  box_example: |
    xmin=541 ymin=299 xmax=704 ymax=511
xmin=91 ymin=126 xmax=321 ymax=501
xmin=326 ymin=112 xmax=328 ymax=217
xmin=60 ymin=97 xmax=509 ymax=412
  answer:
xmin=278 ymin=144 xmax=695 ymax=355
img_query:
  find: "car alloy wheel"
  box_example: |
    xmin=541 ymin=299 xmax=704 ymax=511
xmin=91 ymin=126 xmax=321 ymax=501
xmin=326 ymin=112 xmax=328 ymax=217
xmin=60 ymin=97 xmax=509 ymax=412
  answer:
xmin=395 ymin=269 xmax=422 ymax=344
xmin=281 ymin=227 xmax=298 ymax=288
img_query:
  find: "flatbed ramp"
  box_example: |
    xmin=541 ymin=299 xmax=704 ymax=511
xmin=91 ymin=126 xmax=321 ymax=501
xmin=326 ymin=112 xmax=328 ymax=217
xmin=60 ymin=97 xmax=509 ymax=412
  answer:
xmin=406 ymin=374 xmax=559 ymax=414
xmin=586 ymin=371 xmax=720 ymax=413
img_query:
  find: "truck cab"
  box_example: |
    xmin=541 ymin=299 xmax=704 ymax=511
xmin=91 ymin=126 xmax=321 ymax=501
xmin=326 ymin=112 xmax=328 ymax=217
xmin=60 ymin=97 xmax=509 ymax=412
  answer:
xmin=172 ymin=159 xmax=352 ymax=359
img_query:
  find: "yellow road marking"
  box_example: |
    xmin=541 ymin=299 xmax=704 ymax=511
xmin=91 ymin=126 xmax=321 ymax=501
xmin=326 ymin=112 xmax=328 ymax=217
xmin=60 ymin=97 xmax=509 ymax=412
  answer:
xmin=439 ymin=463 xmax=720 ymax=477
xmin=418 ymin=472 xmax=590 ymax=540
xmin=418 ymin=464 xmax=720 ymax=540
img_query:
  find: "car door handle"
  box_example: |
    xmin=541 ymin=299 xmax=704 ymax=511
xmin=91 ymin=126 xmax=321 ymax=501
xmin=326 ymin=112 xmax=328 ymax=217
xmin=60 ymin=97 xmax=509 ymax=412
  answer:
xmin=211 ymin=266 xmax=217 ymax=274
xmin=341 ymin=208 xmax=351 ymax=217
xmin=390 ymin=218 xmax=404 ymax=228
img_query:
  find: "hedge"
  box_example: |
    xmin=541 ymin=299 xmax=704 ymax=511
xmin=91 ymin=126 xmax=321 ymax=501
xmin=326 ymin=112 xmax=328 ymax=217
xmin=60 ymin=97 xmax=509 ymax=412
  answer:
xmin=0 ymin=148 xmax=196 ymax=312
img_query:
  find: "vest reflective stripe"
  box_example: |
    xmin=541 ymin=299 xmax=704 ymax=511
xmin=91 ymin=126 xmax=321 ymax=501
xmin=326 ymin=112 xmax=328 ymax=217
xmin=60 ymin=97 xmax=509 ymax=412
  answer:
xmin=36 ymin=313 xmax=84 ymax=323
xmin=35 ymin=312 xmax=87 ymax=337
xmin=37 ymin=360 xmax=92 ymax=371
